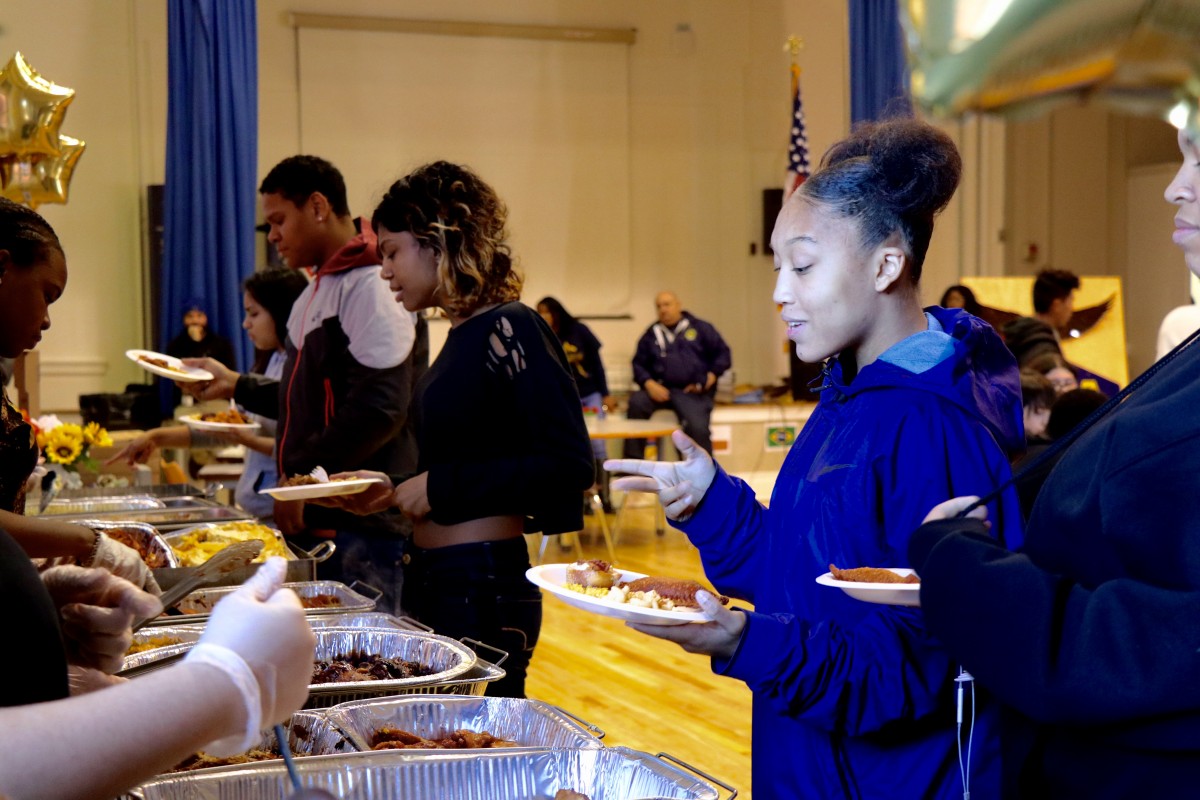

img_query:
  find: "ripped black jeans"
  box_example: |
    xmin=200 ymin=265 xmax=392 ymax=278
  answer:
xmin=401 ymin=537 xmax=540 ymax=698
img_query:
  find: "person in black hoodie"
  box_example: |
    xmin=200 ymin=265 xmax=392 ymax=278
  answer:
xmin=624 ymin=291 xmax=731 ymax=456
xmin=909 ymin=123 xmax=1200 ymax=798
xmin=186 ymin=156 xmax=425 ymax=616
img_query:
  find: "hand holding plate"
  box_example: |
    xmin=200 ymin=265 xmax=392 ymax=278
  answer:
xmin=627 ymin=591 xmax=746 ymax=659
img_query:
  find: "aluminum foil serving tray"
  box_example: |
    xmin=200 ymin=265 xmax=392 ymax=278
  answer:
xmin=325 ymin=696 xmax=603 ymax=752
xmin=79 ymin=520 xmax=178 ymax=569
xmin=129 ymin=746 xmax=727 ymax=799
xmin=146 ymin=581 xmax=376 ymax=626
xmin=36 ymin=495 xmax=252 ymax=529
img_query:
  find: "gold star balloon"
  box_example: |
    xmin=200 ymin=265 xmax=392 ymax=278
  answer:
xmin=0 ymin=136 xmax=86 ymax=209
xmin=0 ymin=52 xmax=77 ymax=158
xmin=0 ymin=52 xmax=86 ymax=208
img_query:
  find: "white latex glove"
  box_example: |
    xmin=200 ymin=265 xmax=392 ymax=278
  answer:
xmin=85 ymin=531 xmax=162 ymax=595
xmin=67 ymin=665 xmax=127 ymax=695
xmin=186 ymin=557 xmax=315 ymax=756
xmin=604 ymin=430 xmax=718 ymax=522
xmin=41 ymin=566 xmax=164 ymax=673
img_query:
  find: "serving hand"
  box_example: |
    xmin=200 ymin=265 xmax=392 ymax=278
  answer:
xmin=627 ymin=591 xmax=745 ymax=660
xmin=604 ymin=430 xmax=716 ymax=522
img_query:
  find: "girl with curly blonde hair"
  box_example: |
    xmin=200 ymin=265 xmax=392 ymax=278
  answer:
xmin=333 ymin=161 xmax=594 ymax=696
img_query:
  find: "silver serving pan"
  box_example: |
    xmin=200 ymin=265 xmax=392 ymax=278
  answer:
xmin=304 ymin=628 xmax=479 ymax=709
xmin=129 ymin=746 xmax=733 ymax=799
xmin=79 ymin=520 xmax=179 ymax=569
xmin=152 ymin=539 xmax=335 ymax=591
xmin=307 ymin=612 xmax=416 ymax=630
xmin=36 ymin=497 xmax=253 ymax=529
xmin=123 ymin=627 xmax=204 ymax=670
xmin=37 ymin=495 xmax=165 ymax=516
xmin=325 ymin=696 xmax=603 ymax=752
xmin=163 ymin=522 xmax=299 ymax=566
xmin=144 ymin=581 xmax=376 ymax=627
xmin=118 ymin=711 xmax=351 ymax=799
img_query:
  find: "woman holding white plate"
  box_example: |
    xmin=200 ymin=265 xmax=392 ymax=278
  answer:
xmin=109 ymin=268 xmax=308 ymax=524
xmin=606 ymin=118 xmax=1025 ymax=799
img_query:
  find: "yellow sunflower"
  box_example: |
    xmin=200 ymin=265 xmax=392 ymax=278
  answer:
xmin=45 ymin=428 xmax=83 ymax=465
xmin=83 ymin=422 xmax=112 ymax=448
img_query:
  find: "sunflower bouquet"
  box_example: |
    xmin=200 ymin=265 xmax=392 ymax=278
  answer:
xmin=32 ymin=415 xmax=113 ymax=473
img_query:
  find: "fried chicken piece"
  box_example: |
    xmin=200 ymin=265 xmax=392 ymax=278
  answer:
xmin=619 ymin=577 xmax=729 ymax=608
xmin=555 ymin=791 xmax=591 ymax=800
xmin=829 ymin=564 xmax=919 ymax=584
xmin=566 ymin=559 xmax=620 ymax=588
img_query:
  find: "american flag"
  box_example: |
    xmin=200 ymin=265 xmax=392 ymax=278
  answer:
xmin=785 ymin=63 xmax=810 ymax=199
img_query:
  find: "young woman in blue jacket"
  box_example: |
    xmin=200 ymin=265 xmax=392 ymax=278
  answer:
xmin=607 ymin=117 xmax=1024 ymax=799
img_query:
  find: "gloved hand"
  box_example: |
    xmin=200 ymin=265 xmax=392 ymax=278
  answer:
xmin=67 ymin=665 xmax=127 ymax=695
xmin=41 ymin=566 xmax=164 ymax=673
xmin=84 ymin=530 xmax=161 ymax=595
xmin=605 ymin=430 xmax=718 ymax=522
xmin=186 ymin=557 xmax=315 ymax=756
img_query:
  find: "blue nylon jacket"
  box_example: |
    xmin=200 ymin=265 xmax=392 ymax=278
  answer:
xmin=677 ymin=307 xmax=1025 ymax=799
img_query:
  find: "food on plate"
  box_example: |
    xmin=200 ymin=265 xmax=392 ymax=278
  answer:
xmin=564 ymin=569 xmax=729 ymax=612
xmin=170 ymin=749 xmax=279 ymax=772
xmin=195 ymin=408 xmax=250 ymax=425
xmin=279 ymin=473 xmax=322 ymax=487
xmin=171 ymin=522 xmax=289 ymax=567
xmin=369 ymin=726 xmax=519 ymax=750
xmin=619 ymin=577 xmax=729 ymax=608
xmin=103 ymin=526 xmax=171 ymax=568
xmin=829 ymin=564 xmax=920 ymax=584
xmin=126 ymin=635 xmax=182 ymax=655
xmin=310 ymin=651 xmax=437 ymax=684
xmin=278 ymin=473 xmax=357 ymax=487
xmin=565 ymin=559 xmax=620 ymax=588
xmin=554 ymin=792 xmax=591 ymax=800
xmin=137 ymin=355 xmax=190 ymax=376
xmin=301 ymin=593 xmax=342 ymax=609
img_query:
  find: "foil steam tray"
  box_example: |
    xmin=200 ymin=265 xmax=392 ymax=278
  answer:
xmin=80 ymin=520 xmax=179 ymax=569
xmin=122 ymin=627 xmax=204 ymax=671
xmin=163 ymin=522 xmax=299 ymax=565
xmin=130 ymin=746 xmax=725 ymax=799
xmin=307 ymin=612 xmax=417 ymax=630
xmin=304 ymin=628 xmax=479 ymax=709
xmin=324 ymin=696 xmax=603 ymax=752
xmin=40 ymin=496 xmax=165 ymax=515
xmin=146 ymin=581 xmax=376 ymax=626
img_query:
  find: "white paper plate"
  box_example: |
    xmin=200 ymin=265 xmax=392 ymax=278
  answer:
xmin=125 ymin=349 xmax=214 ymax=383
xmin=526 ymin=564 xmax=711 ymax=626
xmin=259 ymin=477 xmax=384 ymax=501
xmin=815 ymin=568 xmax=921 ymax=607
xmin=181 ymin=413 xmax=261 ymax=432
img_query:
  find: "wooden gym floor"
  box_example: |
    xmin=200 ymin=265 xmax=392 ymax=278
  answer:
xmin=525 ymin=501 xmax=754 ymax=799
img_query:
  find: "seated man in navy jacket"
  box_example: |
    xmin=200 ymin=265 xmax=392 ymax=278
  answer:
xmin=624 ymin=291 xmax=731 ymax=456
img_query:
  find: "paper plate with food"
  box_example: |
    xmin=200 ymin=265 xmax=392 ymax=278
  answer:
xmin=259 ymin=467 xmax=385 ymax=501
xmin=815 ymin=564 xmax=921 ymax=607
xmin=181 ymin=407 xmax=260 ymax=431
xmin=125 ymin=349 xmax=214 ymax=382
xmin=526 ymin=560 xmax=728 ymax=626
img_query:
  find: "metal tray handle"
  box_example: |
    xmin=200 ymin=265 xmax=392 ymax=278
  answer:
xmin=297 ymin=540 xmax=336 ymax=563
xmin=459 ymin=636 xmax=509 ymax=667
xmin=397 ymin=615 xmax=433 ymax=632
xmin=655 ymin=751 xmax=738 ymax=800
xmin=347 ymin=579 xmax=383 ymax=602
xmin=548 ymin=703 xmax=605 ymax=740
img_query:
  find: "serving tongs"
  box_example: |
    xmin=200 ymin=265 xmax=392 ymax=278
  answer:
xmin=133 ymin=538 xmax=265 ymax=633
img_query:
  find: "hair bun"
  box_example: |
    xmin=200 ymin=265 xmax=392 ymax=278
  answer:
xmin=866 ymin=117 xmax=961 ymax=218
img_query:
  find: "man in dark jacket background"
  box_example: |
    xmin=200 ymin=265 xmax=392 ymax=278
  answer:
xmin=624 ymin=291 xmax=731 ymax=456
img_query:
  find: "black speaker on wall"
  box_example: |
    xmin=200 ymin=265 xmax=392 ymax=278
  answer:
xmin=762 ymin=188 xmax=784 ymax=255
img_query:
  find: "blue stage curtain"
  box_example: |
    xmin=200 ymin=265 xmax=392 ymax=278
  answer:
xmin=162 ymin=0 xmax=257 ymax=379
xmin=849 ymin=0 xmax=911 ymax=123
